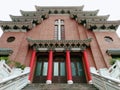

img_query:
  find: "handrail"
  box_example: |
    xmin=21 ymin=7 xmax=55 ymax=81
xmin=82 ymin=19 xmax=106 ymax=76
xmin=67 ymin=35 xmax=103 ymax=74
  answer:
xmin=0 ymin=67 xmax=30 ymax=90
xmin=108 ymin=60 xmax=120 ymax=79
xmin=91 ymin=72 xmax=120 ymax=90
xmin=108 ymin=60 xmax=120 ymax=72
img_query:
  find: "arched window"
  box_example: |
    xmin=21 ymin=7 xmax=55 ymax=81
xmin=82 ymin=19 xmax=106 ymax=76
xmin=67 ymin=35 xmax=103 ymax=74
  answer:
xmin=104 ymin=36 xmax=113 ymax=43
xmin=54 ymin=19 xmax=65 ymax=40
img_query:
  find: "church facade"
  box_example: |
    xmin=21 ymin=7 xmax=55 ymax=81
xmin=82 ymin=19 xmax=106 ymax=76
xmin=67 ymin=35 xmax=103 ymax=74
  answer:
xmin=0 ymin=6 xmax=120 ymax=84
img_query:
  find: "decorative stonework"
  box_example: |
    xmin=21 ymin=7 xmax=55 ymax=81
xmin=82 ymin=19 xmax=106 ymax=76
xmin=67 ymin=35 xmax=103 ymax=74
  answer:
xmin=86 ymin=21 xmax=120 ymax=31
xmin=10 ymin=15 xmax=42 ymax=24
xmin=0 ymin=6 xmax=120 ymax=32
xmin=35 ymin=6 xmax=84 ymax=13
xmin=77 ymin=15 xmax=109 ymax=24
xmin=20 ymin=10 xmax=49 ymax=17
xmin=27 ymin=37 xmax=92 ymax=50
xmin=70 ymin=10 xmax=99 ymax=17
xmin=0 ymin=21 xmax=32 ymax=31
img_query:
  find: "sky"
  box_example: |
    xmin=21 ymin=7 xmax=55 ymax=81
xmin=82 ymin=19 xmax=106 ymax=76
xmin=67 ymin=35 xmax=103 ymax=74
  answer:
xmin=0 ymin=0 xmax=120 ymax=37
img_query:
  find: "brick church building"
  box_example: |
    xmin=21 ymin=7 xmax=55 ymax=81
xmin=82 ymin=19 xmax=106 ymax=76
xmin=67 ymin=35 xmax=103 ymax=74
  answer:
xmin=0 ymin=6 xmax=120 ymax=84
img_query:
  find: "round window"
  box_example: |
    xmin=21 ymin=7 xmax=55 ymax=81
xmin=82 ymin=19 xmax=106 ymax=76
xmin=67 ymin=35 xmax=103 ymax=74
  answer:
xmin=7 ymin=36 xmax=15 ymax=42
xmin=104 ymin=36 xmax=113 ymax=43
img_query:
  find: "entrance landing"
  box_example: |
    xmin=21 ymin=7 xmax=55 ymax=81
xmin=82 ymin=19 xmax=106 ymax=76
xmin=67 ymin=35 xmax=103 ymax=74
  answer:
xmin=22 ymin=83 xmax=98 ymax=90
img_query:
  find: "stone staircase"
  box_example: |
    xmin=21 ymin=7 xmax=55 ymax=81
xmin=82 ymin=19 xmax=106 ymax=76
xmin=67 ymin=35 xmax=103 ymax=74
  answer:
xmin=22 ymin=83 xmax=98 ymax=90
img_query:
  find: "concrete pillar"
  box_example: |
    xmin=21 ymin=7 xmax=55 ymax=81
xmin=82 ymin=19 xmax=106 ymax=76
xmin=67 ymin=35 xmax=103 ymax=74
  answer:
xmin=66 ymin=50 xmax=73 ymax=84
xmin=83 ymin=50 xmax=92 ymax=84
xmin=29 ymin=50 xmax=36 ymax=81
xmin=46 ymin=50 xmax=53 ymax=84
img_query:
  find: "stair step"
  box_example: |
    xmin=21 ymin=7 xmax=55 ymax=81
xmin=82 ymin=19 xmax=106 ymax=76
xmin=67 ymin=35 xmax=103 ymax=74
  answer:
xmin=22 ymin=83 xmax=98 ymax=90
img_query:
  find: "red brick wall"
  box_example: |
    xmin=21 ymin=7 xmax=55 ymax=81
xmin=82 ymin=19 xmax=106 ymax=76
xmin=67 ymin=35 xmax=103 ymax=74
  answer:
xmin=0 ymin=15 xmax=120 ymax=69
xmin=94 ymin=31 xmax=120 ymax=67
xmin=0 ymin=32 xmax=28 ymax=63
xmin=27 ymin=15 xmax=80 ymax=40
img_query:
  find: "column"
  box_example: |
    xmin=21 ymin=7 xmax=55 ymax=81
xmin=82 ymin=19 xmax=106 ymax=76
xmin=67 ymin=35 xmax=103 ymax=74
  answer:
xmin=66 ymin=50 xmax=73 ymax=84
xmin=83 ymin=50 xmax=92 ymax=84
xmin=29 ymin=50 xmax=36 ymax=81
xmin=46 ymin=50 xmax=53 ymax=84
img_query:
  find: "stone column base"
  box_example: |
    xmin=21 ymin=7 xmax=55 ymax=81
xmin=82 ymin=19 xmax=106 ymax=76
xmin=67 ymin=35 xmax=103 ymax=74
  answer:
xmin=67 ymin=80 xmax=73 ymax=84
xmin=89 ymin=80 xmax=92 ymax=84
xmin=28 ymin=80 xmax=31 ymax=84
xmin=46 ymin=80 xmax=52 ymax=84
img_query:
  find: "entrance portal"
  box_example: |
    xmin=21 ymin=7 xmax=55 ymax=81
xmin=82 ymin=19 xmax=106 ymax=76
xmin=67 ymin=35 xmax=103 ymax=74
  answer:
xmin=33 ymin=52 xmax=86 ymax=83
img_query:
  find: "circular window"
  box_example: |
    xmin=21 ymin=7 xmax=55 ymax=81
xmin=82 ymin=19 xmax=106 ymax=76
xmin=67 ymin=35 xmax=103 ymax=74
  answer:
xmin=104 ymin=36 xmax=113 ymax=43
xmin=7 ymin=36 xmax=15 ymax=42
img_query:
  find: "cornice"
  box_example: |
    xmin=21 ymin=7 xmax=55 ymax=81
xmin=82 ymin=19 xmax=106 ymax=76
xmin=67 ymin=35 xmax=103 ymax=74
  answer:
xmin=35 ymin=5 xmax=84 ymax=11
xmin=0 ymin=6 xmax=120 ymax=32
xmin=10 ymin=15 xmax=42 ymax=24
xmin=86 ymin=20 xmax=120 ymax=31
xmin=107 ymin=48 xmax=120 ymax=55
xmin=77 ymin=15 xmax=109 ymax=24
xmin=0 ymin=48 xmax=13 ymax=55
xmin=27 ymin=37 xmax=92 ymax=50
xmin=0 ymin=21 xmax=33 ymax=31
xmin=20 ymin=10 xmax=49 ymax=17
xmin=70 ymin=10 xmax=99 ymax=17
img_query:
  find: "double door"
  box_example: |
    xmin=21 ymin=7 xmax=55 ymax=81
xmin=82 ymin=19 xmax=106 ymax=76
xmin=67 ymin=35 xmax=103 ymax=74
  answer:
xmin=52 ymin=55 xmax=66 ymax=83
xmin=33 ymin=53 xmax=66 ymax=83
xmin=71 ymin=55 xmax=86 ymax=83
xmin=33 ymin=55 xmax=48 ymax=83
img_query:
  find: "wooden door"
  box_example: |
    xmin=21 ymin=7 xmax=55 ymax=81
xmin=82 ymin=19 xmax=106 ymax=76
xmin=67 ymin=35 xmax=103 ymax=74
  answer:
xmin=71 ymin=53 xmax=86 ymax=83
xmin=52 ymin=54 xmax=67 ymax=83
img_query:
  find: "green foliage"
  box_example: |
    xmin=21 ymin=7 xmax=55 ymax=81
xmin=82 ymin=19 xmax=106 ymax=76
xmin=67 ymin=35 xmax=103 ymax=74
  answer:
xmin=110 ymin=58 xmax=120 ymax=65
xmin=0 ymin=56 xmax=25 ymax=70
xmin=14 ymin=61 xmax=25 ymax=70
xmin=5 ymin=59 xmax=12 ymax=65
xmin=0 ymin=56 xmax=8 ymax=60
xmin=0 ymin=56 xmax=11 ymax=65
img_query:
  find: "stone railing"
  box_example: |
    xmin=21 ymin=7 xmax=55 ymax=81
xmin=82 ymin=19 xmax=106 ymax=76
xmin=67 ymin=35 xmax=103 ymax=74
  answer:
xmin=90 ymin=60 xmax=120 ymax=90
xmin=0 ymin=60 xmax=12 ymax=79
xmin=0 ymin=67 xmax=30 ymax=90
xmin=91 ymin=72 xmax=120 ymax=90
xmin=108 ymin=60 xmax=120 ymax=79
xmin=0 ymin=60 xmax=30 ymax=90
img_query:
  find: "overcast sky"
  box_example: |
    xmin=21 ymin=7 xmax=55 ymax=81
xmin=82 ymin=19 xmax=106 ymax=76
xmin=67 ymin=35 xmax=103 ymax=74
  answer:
xmin=0 ymin=0 xmax=120 ymax=37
